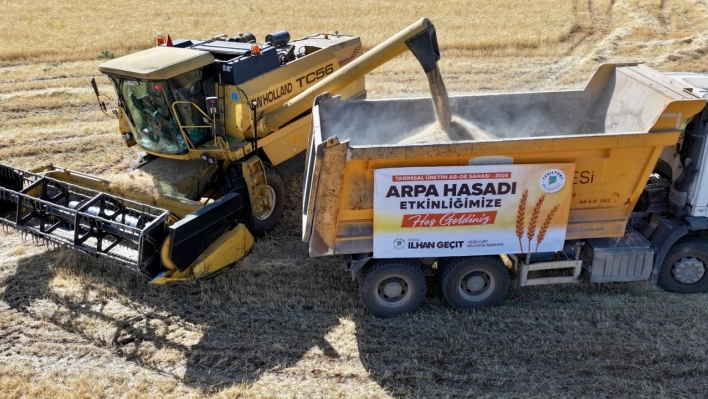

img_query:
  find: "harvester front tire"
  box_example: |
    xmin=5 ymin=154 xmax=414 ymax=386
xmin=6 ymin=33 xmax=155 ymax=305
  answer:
xmin=440 ymin=256 xmax=509 ymax=309
xmin=359 ymin=259 xmax=426 ymax=318
xmin=657 ymin=237 xmax=708 ymax=293
xmin=247 ymin=166 xmax=285 ymax=237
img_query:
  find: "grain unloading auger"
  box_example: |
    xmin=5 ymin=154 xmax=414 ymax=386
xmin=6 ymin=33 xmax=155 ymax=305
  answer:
xmin=0 ymin=18 xmax=450 ymax=284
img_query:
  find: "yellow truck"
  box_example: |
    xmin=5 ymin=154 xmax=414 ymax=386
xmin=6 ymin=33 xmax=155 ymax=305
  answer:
xmin=303 ymin=63 xmax=708 ymax=317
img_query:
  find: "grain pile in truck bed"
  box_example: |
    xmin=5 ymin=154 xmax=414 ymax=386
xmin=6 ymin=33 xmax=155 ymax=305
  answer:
xmin=397 ymin=117 xmax=491 ymax=144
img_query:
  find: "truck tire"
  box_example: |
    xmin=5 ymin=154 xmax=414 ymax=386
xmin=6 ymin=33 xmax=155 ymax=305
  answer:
xmin=440 ymin=256 xmax=510 ymax=309
xmin=359 ymin=259 xmax=426 ymax=318
xmin=657 ymin=237 xmax=708 ymax=293
xmin=246 ymin=165 xmax=285 ymax=237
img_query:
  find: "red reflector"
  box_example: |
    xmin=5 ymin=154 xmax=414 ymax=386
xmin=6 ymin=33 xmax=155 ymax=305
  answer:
xmin=153 ymin=84 xmax=163 ymax=90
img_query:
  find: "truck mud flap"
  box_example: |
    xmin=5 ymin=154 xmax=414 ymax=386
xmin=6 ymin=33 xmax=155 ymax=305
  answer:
xmin=0 ymin=163 xmax=170 ymax=278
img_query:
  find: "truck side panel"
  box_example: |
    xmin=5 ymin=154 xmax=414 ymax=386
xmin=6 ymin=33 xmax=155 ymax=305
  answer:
xmin=303 ymin=64 xmax=707 ymax=257
xmin=305 ymin=132 xmax=679 ymax=256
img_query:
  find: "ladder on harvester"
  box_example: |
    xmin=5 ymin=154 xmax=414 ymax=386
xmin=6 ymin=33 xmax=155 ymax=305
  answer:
xmin=242 ymin=158 xmax=273 ymax=220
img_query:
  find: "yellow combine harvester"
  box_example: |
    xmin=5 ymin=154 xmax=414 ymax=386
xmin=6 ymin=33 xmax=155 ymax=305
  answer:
xmin=0 ymin=19 xmax=448 ymax=284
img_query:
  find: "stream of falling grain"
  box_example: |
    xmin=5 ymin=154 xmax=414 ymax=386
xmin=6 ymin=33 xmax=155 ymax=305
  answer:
xmin=426 ymin=68 xmax=452 ymax=131
xmin=396 ymin=67 xmax=499 ymax=145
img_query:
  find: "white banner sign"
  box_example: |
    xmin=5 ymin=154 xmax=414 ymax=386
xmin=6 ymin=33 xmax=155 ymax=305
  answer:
xmin=373 ymin=164 xmax=575 ymax=258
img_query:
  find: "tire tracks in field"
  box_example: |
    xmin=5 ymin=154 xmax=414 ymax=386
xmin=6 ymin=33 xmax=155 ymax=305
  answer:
xmin=674 ymin=0 xmax=708 ymax=63
xmin=528 ymin=0 xmax=615 ymax=90
xmin=631 ymin=0 xmax=708 ymax=67
xmin=529 ymin=0 xmax=708 ymax=90
xmin=0 ymin=76 xmax=103 ymax=95
xmin=0 ymin=87 xmax=92 ymax=101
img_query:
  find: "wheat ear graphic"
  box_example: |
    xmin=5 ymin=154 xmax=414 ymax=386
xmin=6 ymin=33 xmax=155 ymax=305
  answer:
xmin=515 ymin=189 xmax=528 ymax=254
xmin=526 ymin=194 xmax=545 ymax=254
xmin=536 ymin=204 xmax=560 ymax=252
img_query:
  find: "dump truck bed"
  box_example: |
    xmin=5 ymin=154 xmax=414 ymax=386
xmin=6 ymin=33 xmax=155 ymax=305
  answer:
xmin=302 ymin=64 xmax=707 ymax=257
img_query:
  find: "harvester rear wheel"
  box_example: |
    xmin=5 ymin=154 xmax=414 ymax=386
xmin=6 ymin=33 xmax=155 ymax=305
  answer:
xmin=359 ymin=259 xmax=426 ymax=318
xmin=440 ymin=256 xmax=509 ymax=309
xmin=247 ymin=165 xmax=285 ymax=236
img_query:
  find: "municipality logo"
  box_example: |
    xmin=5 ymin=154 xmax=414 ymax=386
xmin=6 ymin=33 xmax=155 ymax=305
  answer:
xmin=393 ymin=238 xmax=406 ymax=249
xmin=540 ymin=169 xmax=566 ymax=193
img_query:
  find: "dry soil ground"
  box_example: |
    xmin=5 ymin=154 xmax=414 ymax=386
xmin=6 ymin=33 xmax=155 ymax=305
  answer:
xmin=1 ymin=0 xmax=708 ymax=398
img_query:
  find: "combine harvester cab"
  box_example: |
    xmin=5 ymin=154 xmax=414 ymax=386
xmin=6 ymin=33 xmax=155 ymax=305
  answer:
xmin=303 ymin=63 xmax=708 ymax=317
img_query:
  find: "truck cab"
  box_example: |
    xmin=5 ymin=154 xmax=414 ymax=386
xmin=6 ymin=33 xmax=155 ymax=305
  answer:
xmin=642 ymin=73 xmax=708 ymax=292
xmin=658 ymin=72 xmax=708 ymax=214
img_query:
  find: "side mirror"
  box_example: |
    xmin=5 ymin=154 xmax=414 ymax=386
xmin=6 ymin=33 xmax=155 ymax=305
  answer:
xmin=91 ymin=77 xmax=108 ymax=113
xmin=91 ymin=77 xmax=100 ymax=97
xmin=206 ymin=97 xmax=220 ymax=117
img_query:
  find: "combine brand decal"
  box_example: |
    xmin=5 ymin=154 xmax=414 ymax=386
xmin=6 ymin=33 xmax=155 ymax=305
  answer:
xmin=255 ymin=82 xmax=293 ymax=107
xmin=295 ymin=64 xmax=334 ymax=87
xmin=373 ymin=164 xmax=575 ymax=258
xmin=252 ymin=64 xmax=335 ymax=108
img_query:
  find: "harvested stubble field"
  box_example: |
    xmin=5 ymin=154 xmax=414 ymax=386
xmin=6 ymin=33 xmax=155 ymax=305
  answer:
xmin=1 ymin=0 xmax=708 ymax=397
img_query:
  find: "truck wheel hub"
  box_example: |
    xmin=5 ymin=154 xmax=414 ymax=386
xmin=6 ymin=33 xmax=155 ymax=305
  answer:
xmin=672 ymin=257 xmax=706 ymax=284
xmin=383 ymin=281 xmax=403 ymax=298
xmin=467 ymin=275 xmax=486 ymax=292
xmin=458 ymin=270 xmax=494 ymax=301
